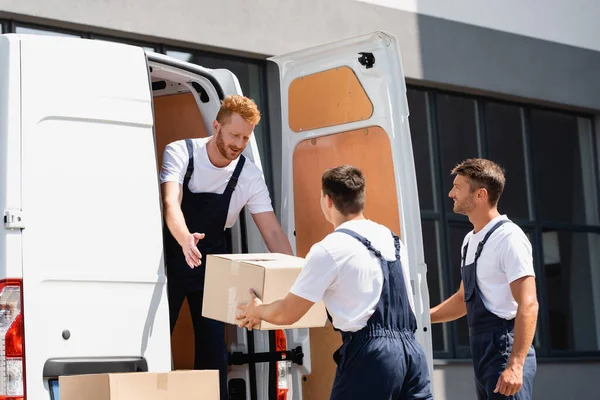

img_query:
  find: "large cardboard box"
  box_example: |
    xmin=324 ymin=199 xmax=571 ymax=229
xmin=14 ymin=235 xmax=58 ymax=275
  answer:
xmin=202 ymin=253 xmax=328 ymax=330
xmin=59 ymin=370 xmax=219 ymax=400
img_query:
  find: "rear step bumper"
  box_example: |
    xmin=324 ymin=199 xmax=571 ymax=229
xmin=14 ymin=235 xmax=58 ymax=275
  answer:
xmin=228 ymin=346 xmax=304 ymax=366
xmin=43 ymin=357 xmax=148 ymax=378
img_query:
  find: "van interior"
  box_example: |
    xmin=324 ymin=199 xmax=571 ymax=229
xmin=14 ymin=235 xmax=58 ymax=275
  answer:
xmin=148 ymin=59 xmax=402 ymax=399
xmin=149 ymin=65 xmax=213 ymax=370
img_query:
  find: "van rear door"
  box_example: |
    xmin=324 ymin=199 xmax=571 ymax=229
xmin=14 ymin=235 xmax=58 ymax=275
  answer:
xmin=268 ymin=30 xmax=434 ymax=399
xmin=18 ymin=35 xmax=171 ymax=398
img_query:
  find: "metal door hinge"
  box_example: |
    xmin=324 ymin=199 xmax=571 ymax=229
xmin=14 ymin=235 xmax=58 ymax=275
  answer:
xmin=4 ymin=210 xmax=25 ymax=229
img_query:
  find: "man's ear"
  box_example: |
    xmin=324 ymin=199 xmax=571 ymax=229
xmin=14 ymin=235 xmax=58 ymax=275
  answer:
xmin=477 ymin=188 xmax=488 ymax=200
xmin=326 ymin=194 xmax=334 ymax=208
xmin=212 ymin=119 xmax=220 ymax=134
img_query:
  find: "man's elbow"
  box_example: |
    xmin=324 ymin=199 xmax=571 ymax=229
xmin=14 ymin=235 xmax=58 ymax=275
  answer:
xmin=520 ymin=296 xmax=539 ymax=317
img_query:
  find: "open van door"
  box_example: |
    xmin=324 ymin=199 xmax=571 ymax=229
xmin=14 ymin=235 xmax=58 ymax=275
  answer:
xmin=268 ymin=30 xmax=434 ymax=399
xmin=16 ymin=34 xmax=172 ymax=399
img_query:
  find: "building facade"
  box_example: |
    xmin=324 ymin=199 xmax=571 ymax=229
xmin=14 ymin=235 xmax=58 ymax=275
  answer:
xmin=2 ymin=1 xmax=599 ymax=399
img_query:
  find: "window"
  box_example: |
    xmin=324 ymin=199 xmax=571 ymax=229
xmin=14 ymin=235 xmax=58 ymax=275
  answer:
xmin=486 ymin=102 xmax=530 ymax=220
xmin=407 ymin=86 xmax=600 ymax=359
xmin=15 ymin=25 xmax=82 ymax=38
xmin=91 ymin=34 xmax=157 ymax=52
xmin=436 ymin=94 xmax=479 ymax=192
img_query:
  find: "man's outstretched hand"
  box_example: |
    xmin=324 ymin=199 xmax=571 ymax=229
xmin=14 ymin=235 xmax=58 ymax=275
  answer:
xmin=182 ymin=232 xmax=205 ymax=268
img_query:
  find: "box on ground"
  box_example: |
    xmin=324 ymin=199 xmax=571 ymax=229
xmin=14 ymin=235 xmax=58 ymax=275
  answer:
xmin=202 ymin=253 xmax=328 ymax=330
xmin=59 ymin=370 xmax=219 ymax=400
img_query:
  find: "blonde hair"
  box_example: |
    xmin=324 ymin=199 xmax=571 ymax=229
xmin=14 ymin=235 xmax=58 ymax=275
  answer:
xmin=216 ymin=95 xmax=261 ymax=126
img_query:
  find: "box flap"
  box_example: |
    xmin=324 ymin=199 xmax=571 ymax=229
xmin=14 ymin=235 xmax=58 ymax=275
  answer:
xmin=210 ymin=253 xmax=305 ymax=269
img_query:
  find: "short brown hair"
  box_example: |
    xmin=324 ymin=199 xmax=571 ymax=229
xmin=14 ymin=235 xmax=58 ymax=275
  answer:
xmin=451 ymin=158 xmax=506 ymax=206
xmin=216 ymin=95 xmax=261 ymax=125
xmin=322 ymin=165 xmax=365 ymax=215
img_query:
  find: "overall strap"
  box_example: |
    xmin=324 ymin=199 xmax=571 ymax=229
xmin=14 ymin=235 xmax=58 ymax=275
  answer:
xmin=392 ymin=231 xmax=401 ymax=260
xmin=184 ymin=138 xmax=195 ymax=180
xmin=224 ymin=155 xmax=246 ymax=194
xmin=336 ymin=228 xmax=383 ymax=260
xmin=462 ymin=219 xmax=511 ymax=266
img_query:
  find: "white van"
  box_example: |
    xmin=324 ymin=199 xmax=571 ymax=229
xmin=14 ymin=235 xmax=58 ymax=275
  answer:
xmin=0 ymin=30 xmax=433 ymax=399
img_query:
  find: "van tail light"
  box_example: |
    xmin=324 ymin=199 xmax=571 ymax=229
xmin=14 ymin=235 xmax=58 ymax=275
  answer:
xmin=0 ymin=279 xmax=25 ymax=400
xmin=275 ymin=330 xmax=291 ymax=400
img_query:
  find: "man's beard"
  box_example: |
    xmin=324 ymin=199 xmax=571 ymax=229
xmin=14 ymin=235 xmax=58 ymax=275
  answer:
xmin=215 ymin=130 xmax=241 ymax=161
xmin=453 ymin=196 xmax=475 ymax=214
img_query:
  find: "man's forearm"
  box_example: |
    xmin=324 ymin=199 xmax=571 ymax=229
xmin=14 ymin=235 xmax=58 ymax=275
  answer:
xmin=264 ymin=229 xmax=293 ymax=256
xmin=256 ymin=300 xmax=294 ymax=326
xmin=430 ymin=292 xmax=467 ymax=323
xmin=508 ymin=300 xmax=538 ymax=367
xmin=165 ymin=202 xmax=191 ymax=246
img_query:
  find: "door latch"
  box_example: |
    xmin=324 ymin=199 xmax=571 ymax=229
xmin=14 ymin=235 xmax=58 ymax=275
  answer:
xmin=4 ymin=210 xmax=25 ymax=229
xmin=358 ymin=52 xmax=375 ymax=69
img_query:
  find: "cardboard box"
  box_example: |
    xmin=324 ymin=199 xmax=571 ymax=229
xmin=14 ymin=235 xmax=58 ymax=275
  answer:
xmin=202 ymin=253 xmax=328 ymax=330
xmin=59 ymin=370 xmax=219 ymax=400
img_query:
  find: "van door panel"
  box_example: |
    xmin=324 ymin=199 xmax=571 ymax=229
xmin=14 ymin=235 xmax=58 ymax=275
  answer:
xmin=288 ymin=66 xmax=374 ymax=132
xmin=19 ymin=36 xmax=171 ymax=399
xmin=292 ymin=127 xmax=400 ymax=254
xmin=270 ymin=30 xmax=434 ymax=399
xmin=154 ymin=92 xmax=209 ymax=169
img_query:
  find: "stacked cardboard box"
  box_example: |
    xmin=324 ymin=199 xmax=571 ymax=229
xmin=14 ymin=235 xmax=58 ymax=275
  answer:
xmin=59 ymin=370 xmax=219 ymax=400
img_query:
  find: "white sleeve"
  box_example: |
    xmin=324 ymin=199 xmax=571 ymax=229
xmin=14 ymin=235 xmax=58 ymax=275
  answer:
xmin=246 ymin=174 xmax=274 ymax=214
xmin=290 ymin=243 xmax=337 ymax=303
xmin=499 ymin=232 xmax=535 ymax=284
xmin=399 ymin=241 xmax=416 ymax=315
xmin=160 ymin=140 xmax=189 ymax=185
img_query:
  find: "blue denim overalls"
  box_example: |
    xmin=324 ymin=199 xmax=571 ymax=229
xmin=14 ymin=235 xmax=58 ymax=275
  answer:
xmin=164 ymin=138 xmax=245 ymax=400
xmin=461 ymin=219 xmax=537 ymax=399
xmin=328 ymin=228 xmax=433 ymax=400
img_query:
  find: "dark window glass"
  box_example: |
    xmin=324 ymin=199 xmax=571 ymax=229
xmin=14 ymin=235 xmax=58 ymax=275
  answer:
xmin=93 ymin=35 xmax=156 ymax=52
xmin=486 ymin=102 xmax=530 ymax=219
xmin=448 ymin=224 xmax=473 ymax=351
xmin=531 ymin=110 xmax=598 ymax=225
xmin=436 ymin=94 xmax=479 ymax=194
xmin=15 ymin=26 xmax=81 ymax=38
xmin=542 ymin=231 xmax=600 ymax=352
xmin=422 ymin=221 xmax=445 ymax=352
xmin=408 ymin=89 xmax=435 ymax=211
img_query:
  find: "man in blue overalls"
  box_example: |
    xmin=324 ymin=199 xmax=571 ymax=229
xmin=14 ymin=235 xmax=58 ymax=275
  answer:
xmin=160 ymin=95 xmax=293 ymax=400
xmin=236 ymin=165 xmax=433 ymax=400
xmin=430 ymin=158 xmax=538 ymax=399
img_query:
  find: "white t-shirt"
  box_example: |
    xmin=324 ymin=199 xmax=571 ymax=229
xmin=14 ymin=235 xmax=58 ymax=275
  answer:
xmin=159 ymin=137 xmax=273 ymax=228
xmin=461 ymin=214 xmax=535 ymax=319
xmin=290 ymin=219 xmax=415 ymax=332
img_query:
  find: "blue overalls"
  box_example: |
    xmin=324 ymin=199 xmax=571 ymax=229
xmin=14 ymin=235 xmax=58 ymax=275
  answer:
xmin=461 ymin=219 xmax=537 ymax=400
xmin=163 ymin=138 xmax=245 ymax=400
xmin=329 ymin=228 xmax=433 ymax=400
